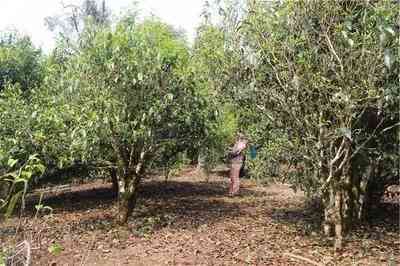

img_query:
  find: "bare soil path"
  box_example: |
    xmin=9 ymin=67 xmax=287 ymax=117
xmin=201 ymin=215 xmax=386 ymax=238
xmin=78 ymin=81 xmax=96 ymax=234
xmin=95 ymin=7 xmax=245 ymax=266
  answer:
xmin=1 ymin=168 xmax=398 ymax=265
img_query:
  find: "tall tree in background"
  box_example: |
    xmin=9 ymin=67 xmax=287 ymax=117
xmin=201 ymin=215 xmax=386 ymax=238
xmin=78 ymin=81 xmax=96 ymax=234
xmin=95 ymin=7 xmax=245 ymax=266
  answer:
xmin=45 ymin=0 xmax=111 ymax=51
xmin=191 ymin=0 xmax=255 ymax=173
xmin=191 ymin=22 xmax=239 ymax=172
xmin=0 ymin=31 xmax=43 ymax=92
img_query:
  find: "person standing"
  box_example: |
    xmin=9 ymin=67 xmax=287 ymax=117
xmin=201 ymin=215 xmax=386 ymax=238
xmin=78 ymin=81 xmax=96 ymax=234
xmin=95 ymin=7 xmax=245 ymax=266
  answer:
xmin=228 ymin=134 xmax=248 ymax=196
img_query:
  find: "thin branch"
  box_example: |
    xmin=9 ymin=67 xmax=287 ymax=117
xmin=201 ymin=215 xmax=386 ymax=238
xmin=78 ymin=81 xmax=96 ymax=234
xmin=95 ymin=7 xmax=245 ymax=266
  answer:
xmin=284 ymin=253 xmax=323 ymax=266
xmin=109 ymin=120 xmax=129 ymax=173
xmin=320 ymin=137 xmax=347 ymax=192
xmin=380 ymin=122 xmax=400 ymax=134
xmin=135 ymin=148 xmax=148 ymax=176
xmin=335 ymin=140 xmax=351 ymax=175
xmin=324 ymin=31 xmax=344 ymax=74
xmin=331 ymin=137 xmax=347 ymax=166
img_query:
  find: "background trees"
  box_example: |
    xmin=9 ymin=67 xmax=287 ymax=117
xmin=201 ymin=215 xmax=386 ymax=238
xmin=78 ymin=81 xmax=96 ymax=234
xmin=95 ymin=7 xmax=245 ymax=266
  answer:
xmin=45 ymin=0 xmax=110 ymax=50
xmin=0 ymin=31 xmax=43 ymax=92
xmin=190 ymin=24 xmax=239 ymax=172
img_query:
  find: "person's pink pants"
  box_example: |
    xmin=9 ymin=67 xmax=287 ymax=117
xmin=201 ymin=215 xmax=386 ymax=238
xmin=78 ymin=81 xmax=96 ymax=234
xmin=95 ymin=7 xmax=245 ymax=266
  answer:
xmin=229 ymin=163 xmax=241 ymax=195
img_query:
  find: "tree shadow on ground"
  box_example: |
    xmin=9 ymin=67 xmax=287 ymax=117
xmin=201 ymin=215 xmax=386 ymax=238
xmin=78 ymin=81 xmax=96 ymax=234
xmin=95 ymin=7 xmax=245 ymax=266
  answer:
xmin=362 ymin=202 xmax=400 ymax=231
xmin=24 ymin=185 xmax=117 ymax=214
xmin=270 ymin=198 xmax=324 ymax=234
xmin=133 ymin=180 xmax=261 ymax=230
xmin=20 ymin=178 xmax=263 ymax=233
xmin=270 ymin=198 xmax=399 ymax=242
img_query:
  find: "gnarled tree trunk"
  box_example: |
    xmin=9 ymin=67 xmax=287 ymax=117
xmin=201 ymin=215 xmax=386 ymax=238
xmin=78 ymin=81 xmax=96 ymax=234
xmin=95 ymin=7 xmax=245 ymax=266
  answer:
xmin=109 ymin=121 xmax=148 ymax=225
xmin=116 ymin=174 xmax=141 ymax=225
xmin=110 ymin=168 xmax=119 ymax=195
xmin=322 ymin=137 xmax=353 ymax=251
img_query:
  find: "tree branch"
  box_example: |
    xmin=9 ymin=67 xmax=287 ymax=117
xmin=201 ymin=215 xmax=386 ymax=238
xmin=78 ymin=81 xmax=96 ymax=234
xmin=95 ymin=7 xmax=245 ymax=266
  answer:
xmin=284 ymin=253 xmax=323 ymax=266
xmin=320 ymin=137 xmax=347 ymax=192
xmin=324 ymin=31 xmax=344 ymax=74
xmin=109 ymin=120 xmax=129 ymax=174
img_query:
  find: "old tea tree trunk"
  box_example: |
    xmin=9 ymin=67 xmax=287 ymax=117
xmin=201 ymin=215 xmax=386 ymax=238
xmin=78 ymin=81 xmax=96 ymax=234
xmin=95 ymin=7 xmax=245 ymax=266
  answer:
xmin=114 ymin=148 xmax=148 ymax=225
xmin=321 ymin=136 xmax=362 ymax=251
xmin=110 ymin=124 xmax=150 ymax=225
xmin=118 ymin=145 xmax=149 ymax=225
xmin=116 ymin=171 xmax=141 ymax=225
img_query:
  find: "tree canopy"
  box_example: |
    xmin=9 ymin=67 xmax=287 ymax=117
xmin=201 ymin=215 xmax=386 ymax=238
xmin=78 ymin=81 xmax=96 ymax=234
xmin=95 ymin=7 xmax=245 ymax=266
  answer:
xmin=0 ymin=31 xmax=43 ymax=92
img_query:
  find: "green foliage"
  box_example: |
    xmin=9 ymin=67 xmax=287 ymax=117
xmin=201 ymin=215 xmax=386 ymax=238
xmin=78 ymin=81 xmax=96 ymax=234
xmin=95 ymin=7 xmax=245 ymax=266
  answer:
xmin=48 ymin=243 xmax=63 ymax=256
xmin=34 ymin=193 xmax=54 ymax=219
xmin=0 ymin=13 xmax=221 ymax=222
xmin=0 ymin=249 xmax=6 ymax=266
xmin=223 ymin=1 xmax=400 ymax=247
xmin=204 ymin=104 xmax=238 ymax=167
xmin=0 ymin=82 xmax=76 ymax=217
xmin=34 ymin=17 xmax=219 ymax=222
xmin=239 ymin=0 xmax=399 ymax=190
xmin=0 ymin=153 xmax=45 ymax=218
xmin=66 ymin=18 xmax=210 ymax=166
xmin=247 ymin=131 xmax=289 ymax=181
xmin=0 ymin=81 xmax=83 ymax=172
xmin=190 ymin=23 xmax=241 ymax=167
xmin=0 ymin=31 xmax=43 ymax=92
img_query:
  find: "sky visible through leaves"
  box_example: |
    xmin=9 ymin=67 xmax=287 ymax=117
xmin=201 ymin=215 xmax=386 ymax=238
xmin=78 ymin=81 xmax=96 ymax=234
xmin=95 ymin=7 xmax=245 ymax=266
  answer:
xmin=0 ymin=0 xmax=204 ymax=51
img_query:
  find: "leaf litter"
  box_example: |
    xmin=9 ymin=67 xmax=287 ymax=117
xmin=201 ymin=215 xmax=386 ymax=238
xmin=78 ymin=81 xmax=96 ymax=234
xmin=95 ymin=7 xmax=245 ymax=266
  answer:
xmin=0 ymin=168 xmax=398 ymax=265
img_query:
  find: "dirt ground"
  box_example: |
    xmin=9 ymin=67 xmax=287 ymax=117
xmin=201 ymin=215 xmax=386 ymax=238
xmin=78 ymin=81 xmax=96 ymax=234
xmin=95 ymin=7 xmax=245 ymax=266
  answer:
xmin=1 ymin=168 xmax=399 ymax=265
